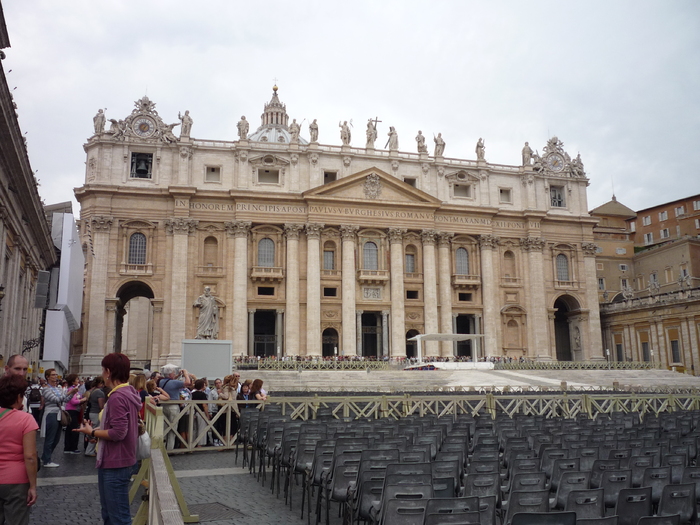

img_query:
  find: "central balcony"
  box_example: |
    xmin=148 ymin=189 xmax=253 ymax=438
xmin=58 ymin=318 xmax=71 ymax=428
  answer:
xmin=251 ymin=266 xmax=284 ymax=282
xmin=357 ymin=269 xmax=390 ymax=284
xmin=452 ymin=274 xmax=481 ymax=290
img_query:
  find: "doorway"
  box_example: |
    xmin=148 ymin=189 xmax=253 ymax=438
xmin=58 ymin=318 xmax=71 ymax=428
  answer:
xmin=322 ymin=328 xmax=339 ymax=357
xmin=253 ymin=310 xmax=277 ymax=357
xmin=361 ymin=312 xmax=381 ymax=358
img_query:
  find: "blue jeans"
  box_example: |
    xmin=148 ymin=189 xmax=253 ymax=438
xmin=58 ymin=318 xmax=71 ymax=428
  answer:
xmin=41 ymin=413 xmax=62 ymax=464
xmin=98 ymin=466 xmax=134 ymax=525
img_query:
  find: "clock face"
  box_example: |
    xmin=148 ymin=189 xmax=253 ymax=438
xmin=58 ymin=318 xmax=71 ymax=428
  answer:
xmin=546 ymin=153 xmax=565 ymax=172
xmin=133 ymin=117 xmax=156 ymax=138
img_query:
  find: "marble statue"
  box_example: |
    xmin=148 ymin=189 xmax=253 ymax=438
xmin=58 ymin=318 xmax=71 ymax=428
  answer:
xmin=415 ymin=131 xmax=427 ymax=153
xmin=366 ymin=119 xmax=377 ymax=148
xmin=521 ymin=142 xmax=533 ymax=165
xmin=93 ymin=109 xmax=106 ymax=134
xmin=571 ymin=153 xmax=585 ymax=177
xmin=387 ymin=126 xmax=398 ymax=150
xmin=193 ymin=286 xmax=219 ymax=339
xmin=622 ymin=285 xmax=634 ymax=301
xmin=433 ymin=133 xmax=445 ymax=156
xmin=178 ymin=110 xmax=193 ymax=137
xmin=339 ymin=121 xmax=351 ymax=145
xmin=237 ymin=116 xmax=249 ymax=140
xmin=309 ymin=119 xmax=319 ymax=142
xmin=289 ymin=118 xmax=300 ymax=142
xmin=162 ymin=122 xmax=180 ymax=143
xmin=476 ymin=138 xmax=485 ymax=160
xmin=108 ymin=119 xmax=126 ymax=140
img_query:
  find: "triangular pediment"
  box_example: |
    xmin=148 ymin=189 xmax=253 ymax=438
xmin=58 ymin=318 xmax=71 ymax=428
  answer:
xmin=303 ymin=167 xmax=441 ymax=207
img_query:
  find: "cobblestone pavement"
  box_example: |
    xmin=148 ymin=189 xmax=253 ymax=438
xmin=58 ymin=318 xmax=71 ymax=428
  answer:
xmin=35 ymin=433 xmax=344 ymax=525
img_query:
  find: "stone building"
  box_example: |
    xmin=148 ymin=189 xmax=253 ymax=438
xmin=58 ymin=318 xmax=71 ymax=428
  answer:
xmin=74 ymin=87 xmax=603 ymax=373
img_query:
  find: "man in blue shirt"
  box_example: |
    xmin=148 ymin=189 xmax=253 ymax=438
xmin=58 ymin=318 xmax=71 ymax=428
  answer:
xmin=158 ymin=364 xmax=193 ymax=450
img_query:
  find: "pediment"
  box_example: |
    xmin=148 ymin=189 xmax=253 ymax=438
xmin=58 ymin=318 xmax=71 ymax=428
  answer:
xmin=303 ymin=167 xmax=441 ymax=207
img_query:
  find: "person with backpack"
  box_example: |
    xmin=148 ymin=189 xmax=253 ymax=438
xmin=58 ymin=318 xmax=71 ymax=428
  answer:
xmin=26 ymin=379 xmax=43 ymax=427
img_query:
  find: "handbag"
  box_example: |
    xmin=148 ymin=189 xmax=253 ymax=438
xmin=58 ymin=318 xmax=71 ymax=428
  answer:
xmin=136 ymin=430 xmax=151 ymax=460
xmin=60 ymin=409 xmax=71 ymax=427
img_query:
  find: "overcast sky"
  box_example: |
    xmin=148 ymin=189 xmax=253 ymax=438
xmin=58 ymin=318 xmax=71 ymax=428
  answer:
xmin=4 ymin=1 xmax=700 ymax=217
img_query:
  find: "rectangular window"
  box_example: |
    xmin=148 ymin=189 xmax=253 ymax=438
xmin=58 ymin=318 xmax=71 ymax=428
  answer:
xmin=619 ymin=264 xmax=628 ymax=272
xmin=695 ymin=218 xmax=700 ymax=229
xmin=644 ymin=232 xmax=654 ymax=245
xmin=499 ymin=188 xmax=512 ymax=203
xmin=630 ymin=221 xmax=636 ymax=232
xmin=642 ymin=341 xmax=650 ymax=362
xmin=258 ymin=169 xmax=280 ymax=184
xmin=660 ymin=228 xmax=670 ymax=239
xmin=458 ymin=293 xmax=472 ymax=302
xmin=659 ymin=211 xmax=668 ymax=221
xmin=675 ymin=206 xmax=685 ymax=217
xmin=323 ymin=287 xmax=337 ymax=297
xmin=454 ymin=184 xmax=471 ymax=198
xmin=550 ymin=186 xmax=565 ymax=207
xmin=405 ymin=253 xmax=416 ymax=273
xmin=616 ymin=343 xmax=624 ymax=362
xmin=257 ymin=286 xmax=275 ymax=296
xmin=323 ymin=171 xmax=337 ymax=184
xmin=403 ymin=177 xmax=416 ymax=188
xmin=676 ymin=225 xmax=681 ymax=237
xmin=598 ymin=278 xmax=605 ymax=290
xmin=637 ymin=275 xmax=645 ymax=289
xmin=130 ymin=152 xmax=153 ymax=179
xmin=323 ymin=250 xmax=335 ymax=271
xmin=650 ymin=272 xmax=658 ymax=284
xmin=665 ymin=267 xmax=673 ymax=283
xmin=671 ymin=340 xmax=681 ymax=363
xmin=694 ymin=200 xmax=700 ymax=211
xmin=596 ymin=263 xmax=604 ymax=271
xmin=406 ymin=290 xmax=419 ymax=300
xmin=621 ymin=278 xmax=629 ymax=289
xmin=205 ymin=166 xmax=221 ymax=182
xmin=642 ymin=216 xmax=651 ymax=226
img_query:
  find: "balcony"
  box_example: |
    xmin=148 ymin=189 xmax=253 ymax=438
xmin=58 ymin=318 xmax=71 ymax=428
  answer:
xmin=555 ymin=280 xmax=579 ymax=290
xmin=251 ymin=266 xmax=284 ymax=282
xmin=404 ymin=272 xmax=424 ymax=282
xmin=452 ymin=274 xmax=481 ymax=290
xmin=321 ymin=269 xmax=341 ymax=279
xmin=501 ymin=276 xmax=522 ymax=287
xmin=119 ymin=263 xmax=153 ymax=276
xmin=196 ymin=265 xmax=224 ymax=277
xmin=357 ymin=269 xmax=390 ymax=284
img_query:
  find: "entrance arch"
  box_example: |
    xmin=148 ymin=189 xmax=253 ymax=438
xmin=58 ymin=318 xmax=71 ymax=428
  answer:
xmin=322 ymin=328 xmax=339 ymax=357
xmin=405 ymin=330 xmax=420 ymax=358
xmin=115 ymin=280 xmax=155 ymax=370
xmin=553 ymin=295 xmax=581 ymax=361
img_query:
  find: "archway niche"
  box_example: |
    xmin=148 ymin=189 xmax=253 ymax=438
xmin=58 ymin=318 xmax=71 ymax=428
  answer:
xmin=322 ymin=328 xmax=339 ymax=357
xmin=553 ymin=295 xmax=582 ymax=362
xmin=115 ymin=281 xmax=155 ymax=370
xmin=405 ymin=329 xmax=420 ymax=358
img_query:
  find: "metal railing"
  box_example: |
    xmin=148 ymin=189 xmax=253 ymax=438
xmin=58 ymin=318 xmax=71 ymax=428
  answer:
xmin=257 ymin=359 xmax=393 ymax=370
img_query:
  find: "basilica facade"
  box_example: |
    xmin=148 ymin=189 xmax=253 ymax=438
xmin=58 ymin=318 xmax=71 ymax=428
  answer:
xmin=74 ymin=87 xmax=603 ymax=373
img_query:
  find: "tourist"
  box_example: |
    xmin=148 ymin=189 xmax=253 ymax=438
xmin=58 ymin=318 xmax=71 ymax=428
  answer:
xmin=145 ymin=379 xmax=169 ymax=405
xmin=191 ymin=379 xmax=209 ymax=447
xmin=236 ymin=382 xmax=254 ymax=409
xmin=250 ymin=379 xmax=267 ymax=402
xmin=0 ymin=374 xmax=38 ymax=523
xmin=129 ymin=373 xmax=148 ymax=418
xmin=157 ymin=364 xmax=193 ymax=450
xmin=74 ymin=352 xmax=141 ymax=525
xmin=40 ymin=368 xmax=79 ymax=468
xmin=26 ymin=378 xmax=43 ymax=427
xmin=84 ymin=376 xmax=106 ymax=458
xmin=62 ymin=374 xmax=83 ymax=454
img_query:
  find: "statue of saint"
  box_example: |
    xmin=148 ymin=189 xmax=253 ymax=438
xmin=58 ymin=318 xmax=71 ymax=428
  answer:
xmin=309 ymin=119 xmax=319 ymax=142
xmin=162 ymin=122 xmax=180 ymax=143
xmin=387 ymin=126 xmax=398 ymax=150
xmin=366 ymin=119 xmax=377 ymax=148
xmin=93 ymin=109 xmax=106 ymax=134
xmin=415 ymin=131 xmax=427 ymax=153
xmin=193 ymin=286 xmax=219 ymax=339
xmin=178 ymin=110 xmax=193 ymax=137
xmin=289 ymin=118 xmax=300 ymax=143
xmin=339 ymin=121 xmax=351 ymax=145
xmin=237 ymin=116 xmax=249 ymax=140
xmin=433 ymin=133 xmax=445 ymax=156
xmin=476 ymin=138 xmax=485 ymax=160
xmin=521 ymin=142 xmax=533 ymax=166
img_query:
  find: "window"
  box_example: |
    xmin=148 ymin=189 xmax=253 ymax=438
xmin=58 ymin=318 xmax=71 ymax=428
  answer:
xmin=637 ymin=275 xmax=645 ymax=289
xmin=550 ymin=186 xmax=565 ymax=207
xmin=695 ymin=218 xmax=700 ymax=229
xmin=323 ymin=171 xmax=337 ymax=184
xmin=363 ymin=242 xmax=378 ymax=270
xmin=621 ymin=278 xmax=629 ymax=289
xmin=598 ymin=278 xmax=605 ymax=290
xmin=642 ymin=341 xmax=650 ymax=362
xmin=659 ymin=211 xmax=668 ymax=221
xmin=642 ymin=216 xmax=651 ymax=226
xmin=503 ymin=251 xmax=516 ymax=278
xmin=616 ymin=344 xmax=624 ymax=362
xmin=205 ymin=166 xmax=221 ymax=182
xmin=257 ymin=286 xmax=275 ymax=296
xmin=406 ymin=290 xmax=419 ymax=300
xmin=257 ymin=238 xmax=275 ymax=267
xmin=323 ymin=287 xmax=337 ymax=297
xmin=619 ymin=264 xmax=628 ymax=272
xmin=458 ymin=293 xmax=472 ymax=302
xmin=675 ymin=206 xmax=685 ymax=217
xmin=676 ymin=225 xmax=681 ymax=237
xmin=323 ymin=241 xmax=336 ymax=270
xmin=630 ymin=221 xmax=636 ymax=232
xmin=405 ymin=253 xmax=416 ymax=273
xmin=671 ymin=340 xmax=681 ymax=363
xmin=455 ymin=248 xmax=469 ymax=275
xmin=130 ymin=152 xmax=153 ymax=179
xmin=660 ymin=228 xmax=670 ymax=239
xmin=596 ymin=263 xmax=604 ymax=271
xmin=644 ymin=232 xmax=654 ymax=245
xmin=404 ymin=177 xmax=417 ymax=188
xmin=203 ymin=236 xmax=218 ymax=266
xmin=258 ymin=168 xmax=279 ymax=184
xmin=556 ymin=254 xmax=569 ymax=281
xmin=499 ymin=188 xmax=512 ymax=203
xmin=665 ymin=267 xmax=673 ymax=283
xmin=128 ymin=233 xmax=146 ymax=264
xmin=650 ymin=272 xmax=658 ymax=284
xmin=454 ymin=184 xmax=471 ymax=198
xmin=694 ymin=200 xmax=700 ymax=211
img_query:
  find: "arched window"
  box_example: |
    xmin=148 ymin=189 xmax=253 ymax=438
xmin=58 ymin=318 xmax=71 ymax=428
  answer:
xmin=504 ymin=250 xmax=516 ymax=278
xmin=323 ymin=240 xmax=336 ymax=271
xmin=405 ymin=244 xmax=417 ymax=273
xmin=258 ymin=238 xmax=275 ymax=267
xmin=363 ymin=241 xmax=378 ymax=270
xmin=455 ymin=247 xmax=469 ymax=275
xmin=203 ymin=236 xmax=218 ymax=267
xmin=556 ymin=254 xmax=570 ymax=281
xmin=128 ymin=233 xmax=146 ymax=265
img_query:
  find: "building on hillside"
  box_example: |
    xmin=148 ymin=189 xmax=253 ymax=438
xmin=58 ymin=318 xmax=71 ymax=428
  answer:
xmin=0 ymin=4 xmax=57 ymax=372
xmin=593 ymin=196 xmax=700 ymax=372
xmin=74 ymin=87 xmax=604 ymax=374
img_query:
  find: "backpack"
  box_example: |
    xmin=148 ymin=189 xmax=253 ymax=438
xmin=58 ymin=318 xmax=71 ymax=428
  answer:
xmin=28 ymin=386 xmax=42 ymax=404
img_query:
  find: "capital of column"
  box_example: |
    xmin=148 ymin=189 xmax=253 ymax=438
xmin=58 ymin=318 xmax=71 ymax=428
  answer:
xmin=306 ymin=223 xmax=325 ymax=239
xmin=387 ymin=228 xmax=407 ymax=244
xmin=421 ymin=229 xmax=438 ymax=246
xmin=381 ymin=310 xmax=390 ymax=316
xmin=276 ymin=309 xmax=285 ymax=314
xmin=437 ymin=232 xmax=454 ymax=247
xmin=284 ymin=223 xmax=304 ymax=240
xmin=339 ymin=225 xmax=359 ymax=241
xmin=520 ymin=236 xmax=546 ymax=252
xmin=225 ymin=220 xmax=252 ymax=238
xmin=91 ymin=215 xmax=113 ymax=233
xmin=248 ymin=309 xmax=256 ymax=314
xmin=164 ymin=218 xmax=198 ymax=235
xmin=479 ymin=234 xmax=500 ymax=249
xmin=581 ymin=242 xmax=599 ymax=257
xmin=356 ymin=309 xmax=364 ymax=315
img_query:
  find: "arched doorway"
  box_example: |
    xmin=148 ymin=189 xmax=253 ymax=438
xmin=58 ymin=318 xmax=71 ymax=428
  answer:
xmin=115 ymin=281 xmax=155 ymax=370
xmin=322 ymin=328 xmax=339 ymax=357
xmin=553 ymin=295 xmax=581 ymax=361
xmin=405 ymin=330 xmax=420 ymax=358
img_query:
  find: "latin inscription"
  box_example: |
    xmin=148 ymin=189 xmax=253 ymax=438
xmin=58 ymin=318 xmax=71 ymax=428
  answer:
xmin=309 ymin=205 xmax=432 ymax=220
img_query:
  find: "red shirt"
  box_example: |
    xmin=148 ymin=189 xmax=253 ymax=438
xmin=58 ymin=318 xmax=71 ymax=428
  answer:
xmin=0 ymin=409 xmax=39 ymax=484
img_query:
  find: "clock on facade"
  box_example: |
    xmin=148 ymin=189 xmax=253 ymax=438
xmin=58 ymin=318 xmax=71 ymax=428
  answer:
xmin=546 ymin=153 xmax=565 ymax=172
xmin=132 ymin=116 xmax=156 ymax=138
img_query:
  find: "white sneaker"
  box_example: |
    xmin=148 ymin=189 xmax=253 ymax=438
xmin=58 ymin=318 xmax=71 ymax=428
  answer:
xmin=43 ymin=462 xmax=60 ymax=468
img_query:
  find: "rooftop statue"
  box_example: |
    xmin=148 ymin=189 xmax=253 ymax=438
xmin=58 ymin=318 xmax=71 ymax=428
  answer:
xmin=366 ymin=118 xmax=378 ymax=148
xmin=476 ymin=138 xmax=485 ymax=160
xmin=415 ymin=131 xmax=427 ymax=153
xmin=178 ymin=110 xmax=193 ymax=137
xmin=309 ymin=119 xmax=318 ymax=142
xmin=433 ymin=133 xmax=445 ymax=156
xmin=339 ymin=120 xmax=351 ymax=145
xmin=237 ymin=116 xmax=249 ymax=140
xmin=93 ymin=109 xmax=105 ymax=134
xmin=289 ymin=118 xmax=300 ymax=143
xmin=386 ymin=126 xmax=398 ymax=150
xmin=521 ymin=142 xmax=533 ymax=166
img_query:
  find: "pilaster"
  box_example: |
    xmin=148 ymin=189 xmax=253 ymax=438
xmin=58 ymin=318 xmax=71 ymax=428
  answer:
xmin=388 ymin=228 xmax=407 ymax=357
xmin=479 ymin=235 xmax=500 ymax=357
xmin=227 ymin=221 xmax=251 ymax=357
xmin=421 ymin=229 xmax=439 ymax=356
xmin=437 ymin=232 xmax=454 ymax=356
xmin=340 ymin=225 xmax=358 ymax=355
xmin=305 ymin=223 xmax=324 ymax=356
xmin=284 ymin=223 xmax=303 ymax=355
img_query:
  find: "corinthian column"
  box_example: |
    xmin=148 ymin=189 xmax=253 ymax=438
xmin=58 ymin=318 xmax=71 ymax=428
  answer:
xmin=284 ymin=224 xmax=303 ymax=356
xmin=421 ymin=229 xmax=439 ymax=356
xmin=479 ymin=235 xmax=500 ymax=357
xmin=165 ymin=218 xmax=198 ymax=361
xmin=521 ymin=236 xmax=549 ymax=359
xmin=340 ymin=225 xmax=359 ymax=356
xmin=388 ymin=228 xmax=407 ymax=357
xmin=305 ymin=223 xmax=324 ymax=356
xmin=437 ymin=232 xmax=454 ymax=356
xmin=227 ymin=221 xmax=251 ymax=356
xmin=581 ymin=242 xmax=604 ymax=359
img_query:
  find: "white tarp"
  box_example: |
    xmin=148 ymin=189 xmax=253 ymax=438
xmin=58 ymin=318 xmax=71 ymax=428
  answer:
xmin=408 ymin=333 xmax=485 ymax=362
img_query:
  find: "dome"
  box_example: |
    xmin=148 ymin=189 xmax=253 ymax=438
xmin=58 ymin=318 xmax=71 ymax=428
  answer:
xmin=248 ymin=86 xmax=308 ymax=145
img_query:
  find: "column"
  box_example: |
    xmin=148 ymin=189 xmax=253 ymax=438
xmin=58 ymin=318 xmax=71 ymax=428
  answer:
xmin=356 ymin=310 xmax=363 ymax=356
xmin=284 ymin=224 xmax=303 ymax=356
xmin=452 ymin=313 xmax=458 ymax=357
xmin=421 ymin=229 xmax=439 ymax=356
xmin=248 ymin=309 xmax=255 ymax=357
xmin=437 ymin=232 xmax=454 ymax=356
xmin=649 ymin=321 xmax=660 ymax=367
xmin=82 ymin=216 xmax=113 ymax=374
xmin=164 ymin=218 xmax=198 ymax=361
xmin=276 ymin=310 xmax=284 ymax=356
xmin=687 ymin=318 xmax=699 ymax=375
xmin=680 ymin=317 xmax=693 ymax=372
xmin=150 ymin=300 xmax=164 ymax=368
xmin=479 ymin=235 xmax=500 ymax=357
xmin=227 ymin=221 xmax=251 ymax=357
xmin=521 ymin=237 xmax=550 ymax=359
xmin=548 ymin=309 xmax=558 ymax=359
xmin=581 ymin=243 xmax=604 ymax=359
xmin=305 ymin=224 xmax=324 ymax=356
xmin=104 ymin=298 xmax=120 ymax=355
xmin=340 ymin=225 xmax=359 ymax=355
xmin=381 ymin=310 xmax=389 ymax=357
xmin=388 ymin=228 xmax=407 ymax=357
xmin=475 ymin=314 xmax=482 ymax=358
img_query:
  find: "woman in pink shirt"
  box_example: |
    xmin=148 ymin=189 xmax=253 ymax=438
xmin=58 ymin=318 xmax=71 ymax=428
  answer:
xmin=0 ymin=374 xmax=39 ymax=524
xmin=63 ymin=374 xmax=83 ymax=454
